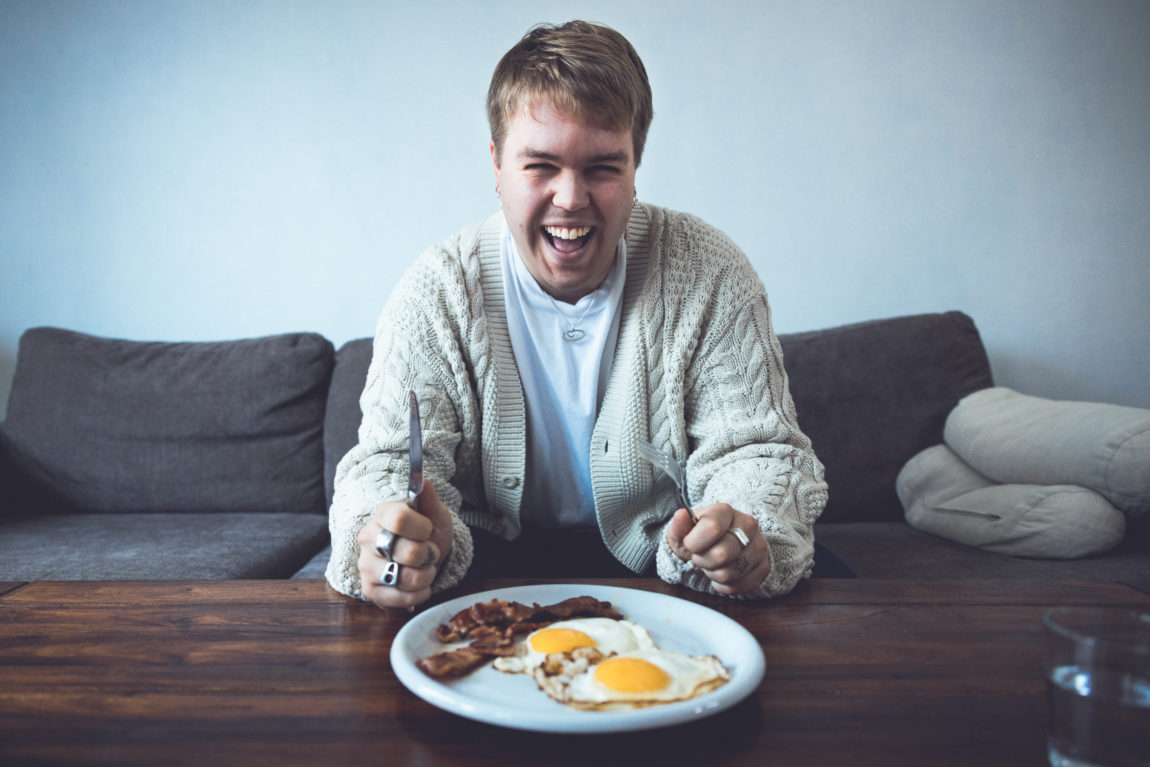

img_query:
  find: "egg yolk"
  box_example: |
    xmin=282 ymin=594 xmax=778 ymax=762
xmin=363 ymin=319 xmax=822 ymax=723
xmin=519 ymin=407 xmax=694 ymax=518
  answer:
xmin=529 ymin=628 xmax=595 ymax=654
xmin=593 ymin=657 xmax=671 ymax=693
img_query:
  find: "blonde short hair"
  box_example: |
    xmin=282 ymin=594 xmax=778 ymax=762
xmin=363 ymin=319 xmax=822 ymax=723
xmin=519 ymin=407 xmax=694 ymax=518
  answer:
xmin=487 ymin=21 xmax=654 ymax=166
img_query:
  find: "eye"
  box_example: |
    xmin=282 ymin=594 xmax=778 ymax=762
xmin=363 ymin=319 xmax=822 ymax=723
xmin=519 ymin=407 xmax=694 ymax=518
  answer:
xmin=588 ymin=165 xmax=622 ymax=176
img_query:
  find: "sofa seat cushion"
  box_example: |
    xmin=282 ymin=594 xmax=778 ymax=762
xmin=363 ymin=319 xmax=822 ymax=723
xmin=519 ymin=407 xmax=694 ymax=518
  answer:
xmin=0 ymin=513 xmax=329 ymax=580
xmin=812 ymin=522 xmax=1091 ymax=580
xmin=898 ymin=445 xmax=1126 ymax=559
xmin=1 ymin=327 xmax=334 ymax=515
xmin=944 ymin=387 xmax=1150 ymax=516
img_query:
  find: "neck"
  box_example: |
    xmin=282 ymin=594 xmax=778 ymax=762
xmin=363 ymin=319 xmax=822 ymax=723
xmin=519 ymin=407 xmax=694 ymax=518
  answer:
xmin=539 ymin=255 xmax=617 ymax=305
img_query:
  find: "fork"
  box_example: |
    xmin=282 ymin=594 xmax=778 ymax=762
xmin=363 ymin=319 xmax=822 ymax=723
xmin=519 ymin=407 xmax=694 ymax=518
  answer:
xmin=636 ymin=439 xmax=699 ymax=524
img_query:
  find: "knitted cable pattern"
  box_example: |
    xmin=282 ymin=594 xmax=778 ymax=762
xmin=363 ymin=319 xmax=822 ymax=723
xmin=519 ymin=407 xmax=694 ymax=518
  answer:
xmin=326 ymin=204 xmax=827 ymax=601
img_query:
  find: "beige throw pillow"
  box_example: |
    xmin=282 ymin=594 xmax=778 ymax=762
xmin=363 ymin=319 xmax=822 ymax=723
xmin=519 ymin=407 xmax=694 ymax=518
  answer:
xmin=898 ymin=444 xmax=1126 ymax=559
xmin=943 ymin=387 xmax=1150 ymax=517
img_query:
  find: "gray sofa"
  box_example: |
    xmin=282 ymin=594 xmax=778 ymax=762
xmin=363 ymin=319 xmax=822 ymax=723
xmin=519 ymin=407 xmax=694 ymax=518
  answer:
xmin=2 ymin=311 xmax=1145 ymax=586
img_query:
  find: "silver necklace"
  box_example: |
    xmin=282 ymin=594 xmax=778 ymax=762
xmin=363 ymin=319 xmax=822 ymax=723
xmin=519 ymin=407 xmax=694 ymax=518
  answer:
xmin=546 ymin=293 xmax=595 ymax=342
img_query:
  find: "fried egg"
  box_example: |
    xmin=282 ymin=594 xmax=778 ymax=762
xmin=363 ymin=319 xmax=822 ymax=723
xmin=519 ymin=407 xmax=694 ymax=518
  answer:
xmin=492 ymin=617 xmax=657 ymax=676
xmin=541 ymin=649 xmax=730 ymax=710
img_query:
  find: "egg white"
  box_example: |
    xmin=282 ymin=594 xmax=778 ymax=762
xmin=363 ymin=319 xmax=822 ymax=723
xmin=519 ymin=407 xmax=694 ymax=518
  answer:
xmin=540 ymin=649 xmax=730 ymax=710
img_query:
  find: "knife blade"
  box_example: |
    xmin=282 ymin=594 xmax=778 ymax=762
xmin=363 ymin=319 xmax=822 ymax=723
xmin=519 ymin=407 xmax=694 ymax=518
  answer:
xmin=406 ymin=389 xmax=424 ymax=512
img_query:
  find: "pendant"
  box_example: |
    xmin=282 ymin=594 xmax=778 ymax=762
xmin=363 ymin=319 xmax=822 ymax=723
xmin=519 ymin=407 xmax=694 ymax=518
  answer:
xmin=563 ymin=328 xmax=586 ymax=342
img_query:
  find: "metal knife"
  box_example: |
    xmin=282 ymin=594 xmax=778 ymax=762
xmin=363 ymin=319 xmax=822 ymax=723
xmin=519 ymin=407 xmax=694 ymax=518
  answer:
xmin=406 ymin=390 xmax=424 ymax=512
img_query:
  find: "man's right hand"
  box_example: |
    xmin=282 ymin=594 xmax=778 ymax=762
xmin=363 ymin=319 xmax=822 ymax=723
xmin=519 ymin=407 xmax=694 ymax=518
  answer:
xmin=356 ymin=479 xmax=453 ymax=610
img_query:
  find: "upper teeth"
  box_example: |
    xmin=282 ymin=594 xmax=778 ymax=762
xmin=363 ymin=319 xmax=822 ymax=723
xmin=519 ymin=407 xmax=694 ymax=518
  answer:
xmin=545 ymin=225 xmax=592 ymax=240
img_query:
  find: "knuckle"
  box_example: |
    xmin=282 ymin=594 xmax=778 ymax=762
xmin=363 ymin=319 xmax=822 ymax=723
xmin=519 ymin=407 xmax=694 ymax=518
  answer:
xmin=375 ymin=502 xmax=398 ymax=526
xmin=393 ymin=538 xmax=414 ymax=566
xmin=399 ymin=539 xmax=433 ymax=568
xmin=394 ymin=509 xmax=432 ymax=541
xmin=699 ymin=516 xmax=723 ymax=538
xmin=356 ymin=523 xmax=376 ymax=548
xmin=412 ymin=518 xmax=434 ymax=541
xmin=709 ymin=567 xmax=733 ymax=584
xmin=400 ymin=570 xmax=427 ymax=593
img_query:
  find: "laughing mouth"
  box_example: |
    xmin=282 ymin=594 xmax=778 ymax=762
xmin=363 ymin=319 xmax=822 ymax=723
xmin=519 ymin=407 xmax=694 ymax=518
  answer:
xmin=542 ymin=225 xmax=594 ymax=253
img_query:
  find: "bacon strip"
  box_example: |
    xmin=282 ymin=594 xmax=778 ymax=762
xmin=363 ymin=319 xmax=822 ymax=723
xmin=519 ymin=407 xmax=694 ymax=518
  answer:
xmin=435 ymin=596 xmax=622 ymax=642
xmin=415 ymin=646 xmax=491 ymax=679
xmin=544 ymin=596 xmax=623 ymax=621
xmin=419 ymin=596 xmax=624 ymax=680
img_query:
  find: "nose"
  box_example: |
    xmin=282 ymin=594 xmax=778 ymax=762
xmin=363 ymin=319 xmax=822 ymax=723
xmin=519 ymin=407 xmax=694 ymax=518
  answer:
xmin=550 ymin=169 xmax=589 ymax=211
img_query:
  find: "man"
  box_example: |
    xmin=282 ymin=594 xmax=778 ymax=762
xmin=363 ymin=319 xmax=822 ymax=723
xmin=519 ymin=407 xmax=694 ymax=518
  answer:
xmin=326 ymin=21 xmax=828 ymax=610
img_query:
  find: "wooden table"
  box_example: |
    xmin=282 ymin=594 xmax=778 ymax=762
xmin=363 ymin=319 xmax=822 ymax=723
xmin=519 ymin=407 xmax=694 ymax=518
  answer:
xmin=2 ymin=578 xmax=1148 ymax=766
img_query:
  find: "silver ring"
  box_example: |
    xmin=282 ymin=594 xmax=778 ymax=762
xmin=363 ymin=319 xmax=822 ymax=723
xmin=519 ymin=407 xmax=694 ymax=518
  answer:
xmin=375 ymin=529 xmax=398 ymax=560
xmin=381 ymin=561 xmax=400 ymax=586
xmin=727 ymin=527 xmax=750 ymax=548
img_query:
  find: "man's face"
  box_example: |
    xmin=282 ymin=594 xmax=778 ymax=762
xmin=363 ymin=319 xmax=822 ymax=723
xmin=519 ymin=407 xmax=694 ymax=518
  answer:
xmin=492 ymin=100 xmax=637 ymax=304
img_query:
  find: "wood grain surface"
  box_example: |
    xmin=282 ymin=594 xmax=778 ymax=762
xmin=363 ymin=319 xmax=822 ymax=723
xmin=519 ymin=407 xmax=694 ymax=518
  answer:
xmin=2 ymin=578 xmax=1147 ymax=766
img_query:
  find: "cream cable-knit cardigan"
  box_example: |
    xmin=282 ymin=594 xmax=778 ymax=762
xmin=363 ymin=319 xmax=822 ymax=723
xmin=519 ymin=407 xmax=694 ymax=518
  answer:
xmin=326 ymin=203 xmax=828 ymax=600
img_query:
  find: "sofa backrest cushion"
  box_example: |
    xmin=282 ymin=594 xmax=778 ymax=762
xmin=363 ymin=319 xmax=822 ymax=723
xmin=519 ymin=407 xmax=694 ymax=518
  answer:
xmin=323 ymin=337 xmax=374 ymax=508
xmin=2 ymin=327 xmax=334 ymax=515
xmin=778 ymin=311 xmax=993 ymax=523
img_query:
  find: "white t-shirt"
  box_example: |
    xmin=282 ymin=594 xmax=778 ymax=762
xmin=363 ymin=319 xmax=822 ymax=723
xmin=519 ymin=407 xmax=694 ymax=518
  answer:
xmin=500 ymin=225 xmax=626 ymax=528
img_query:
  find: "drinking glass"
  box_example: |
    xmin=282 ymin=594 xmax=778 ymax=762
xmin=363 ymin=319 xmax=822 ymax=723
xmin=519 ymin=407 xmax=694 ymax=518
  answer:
xmin=1044 ymin=607 xmax=1150 ymax=767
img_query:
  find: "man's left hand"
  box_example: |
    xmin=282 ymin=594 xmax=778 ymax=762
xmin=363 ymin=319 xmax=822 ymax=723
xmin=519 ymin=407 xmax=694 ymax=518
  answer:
xmin=665 ymin=504 xmax=771 ymax=595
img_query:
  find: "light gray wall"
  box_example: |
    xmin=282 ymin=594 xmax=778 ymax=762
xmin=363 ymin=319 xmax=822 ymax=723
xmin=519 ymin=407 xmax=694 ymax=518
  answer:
xmin=3 ymin=0 xmax=1148 ymax=418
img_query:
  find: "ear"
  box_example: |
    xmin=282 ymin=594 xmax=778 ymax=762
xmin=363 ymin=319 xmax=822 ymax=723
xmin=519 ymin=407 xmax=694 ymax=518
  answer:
xmin=490 ymin=140 xmax=500 ymax=172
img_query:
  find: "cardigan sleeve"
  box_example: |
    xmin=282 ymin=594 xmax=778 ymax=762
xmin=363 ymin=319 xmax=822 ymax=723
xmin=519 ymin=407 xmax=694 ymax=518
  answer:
xmin=654 ymin=279 xmax=828 ymax=599
xmin=324 ymin=254 xmax=476 ymax=601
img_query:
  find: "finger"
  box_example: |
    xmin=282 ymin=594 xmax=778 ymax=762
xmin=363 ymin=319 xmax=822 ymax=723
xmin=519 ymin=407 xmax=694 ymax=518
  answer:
xmin=391 ymin=537 xmax=440 ymax=569
xmin=681 ymin=505 xmax=735 ymax=553
xmin=367 ymin=581 xmax=432 ymax=610
xmin=376 ymin=558 xmax=437 ymax=591
xmin=691 ymin=534 xmax=746 ymax=571
xmin=415 ymin=478 xmax=450 ymax=525
xmin=665 ymin=507 xmax=696 ymax=561
xmin=376 ymin=502 xmax=434 ymax=542
xmin=358 ymin=549 xmax=436 ymax=604
xmin=690 ymin=517 xmax=755 ymax=570
xmin=708 ymin=541 xmax=773 ymax=596
xmin=710 ymin=557 xmax=771 ymax=596
xmin=415 ymin=478 xmax=456 ymax=566
xmin=357 ymin=525 xmax=439 ymax=576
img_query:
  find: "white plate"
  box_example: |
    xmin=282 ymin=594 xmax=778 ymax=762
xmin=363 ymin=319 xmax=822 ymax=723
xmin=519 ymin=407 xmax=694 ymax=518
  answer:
xmin=390 ymin=583 xmax=766 ymax=733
